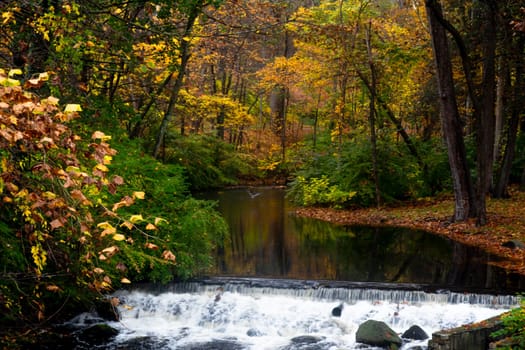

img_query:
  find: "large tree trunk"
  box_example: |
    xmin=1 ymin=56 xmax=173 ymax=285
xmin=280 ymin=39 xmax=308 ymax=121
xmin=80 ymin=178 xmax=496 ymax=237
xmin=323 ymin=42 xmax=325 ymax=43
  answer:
xmin=425 ymin=0 xmax=475 ymax=221
xmin=472 ymin=0 xmax=497 ymax=225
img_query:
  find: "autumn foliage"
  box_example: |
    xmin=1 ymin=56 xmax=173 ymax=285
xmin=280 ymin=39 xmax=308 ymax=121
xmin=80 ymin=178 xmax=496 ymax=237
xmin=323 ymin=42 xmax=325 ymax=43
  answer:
xmin=0 ymin=71 xmax=184 ymax=326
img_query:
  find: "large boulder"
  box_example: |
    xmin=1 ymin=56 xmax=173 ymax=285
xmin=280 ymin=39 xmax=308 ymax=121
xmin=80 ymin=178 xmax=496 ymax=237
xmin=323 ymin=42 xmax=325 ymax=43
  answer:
xmin=356 ymin=320 xmax=402 ymax=349
xmin=401 ymin=325 xmax=429 ymax=340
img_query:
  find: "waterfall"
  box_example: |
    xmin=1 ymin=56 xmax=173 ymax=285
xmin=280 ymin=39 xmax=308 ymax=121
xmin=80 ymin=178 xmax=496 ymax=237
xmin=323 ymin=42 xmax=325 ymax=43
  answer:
xmin=99 ymin=278 xmax=518 ymax=350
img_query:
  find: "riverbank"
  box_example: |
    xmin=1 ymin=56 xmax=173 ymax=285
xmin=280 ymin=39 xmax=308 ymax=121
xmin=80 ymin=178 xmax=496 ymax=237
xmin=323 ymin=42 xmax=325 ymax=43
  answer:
xmin=295 ymin=188 xmax=525 ymax=276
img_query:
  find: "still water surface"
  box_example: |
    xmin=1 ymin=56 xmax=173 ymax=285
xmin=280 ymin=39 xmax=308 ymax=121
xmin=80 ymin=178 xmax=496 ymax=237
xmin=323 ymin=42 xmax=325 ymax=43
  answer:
xmin=205 ymin=187 xmax=521 ymax=292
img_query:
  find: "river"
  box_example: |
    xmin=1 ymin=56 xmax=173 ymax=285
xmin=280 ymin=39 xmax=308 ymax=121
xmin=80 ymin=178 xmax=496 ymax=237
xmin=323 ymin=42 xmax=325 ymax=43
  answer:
xmin=78 ymin=187 xmax=521 ymax=349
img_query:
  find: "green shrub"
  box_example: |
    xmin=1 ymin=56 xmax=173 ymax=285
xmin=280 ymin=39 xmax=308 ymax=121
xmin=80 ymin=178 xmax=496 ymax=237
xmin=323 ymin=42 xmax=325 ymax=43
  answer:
xmin=287 ymin=175 xmax=356 ymax=207
xmin=108 ymin=138 xmax=229 ymax=281
xmin=163 ymin=134 xmax=258 ymax=191
xmin=491 ymin=301 xmax=525 ymax=349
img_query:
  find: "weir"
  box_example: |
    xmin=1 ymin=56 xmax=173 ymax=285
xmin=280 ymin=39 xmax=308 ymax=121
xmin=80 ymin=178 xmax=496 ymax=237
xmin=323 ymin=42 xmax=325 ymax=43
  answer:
xmin=134 ymin=277 xmax=520 ymax=308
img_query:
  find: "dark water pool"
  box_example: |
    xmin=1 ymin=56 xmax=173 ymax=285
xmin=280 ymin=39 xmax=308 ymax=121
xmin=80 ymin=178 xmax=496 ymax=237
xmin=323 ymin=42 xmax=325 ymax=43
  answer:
xmin=202 ymin=187 xmax=524 ymax=293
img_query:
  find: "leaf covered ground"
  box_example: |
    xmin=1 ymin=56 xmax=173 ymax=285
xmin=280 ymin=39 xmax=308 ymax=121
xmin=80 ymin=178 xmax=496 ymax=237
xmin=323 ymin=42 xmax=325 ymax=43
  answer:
xmin=295 ymin=188 xmax=525 ymax=276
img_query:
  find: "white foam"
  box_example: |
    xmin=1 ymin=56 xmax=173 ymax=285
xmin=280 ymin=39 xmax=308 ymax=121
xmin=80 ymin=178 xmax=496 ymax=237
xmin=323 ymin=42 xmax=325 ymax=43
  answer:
xmin=106 ymin=288 xmax=511 ymax=349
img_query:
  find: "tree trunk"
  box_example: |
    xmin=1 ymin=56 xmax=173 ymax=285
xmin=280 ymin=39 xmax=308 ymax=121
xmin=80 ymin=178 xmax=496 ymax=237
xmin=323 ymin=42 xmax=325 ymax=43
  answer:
xmin=153 ymin=2 xmax=204 ymax=158
xmin=472 ymin=0 xmax=497 ymax=225
xmin=366 ymin=22 xmax=381 ymax=208
xmin=425 ymin=0 xmax=475 ymax=221
xmin=494 ymin=37 xmax=524 ymax=197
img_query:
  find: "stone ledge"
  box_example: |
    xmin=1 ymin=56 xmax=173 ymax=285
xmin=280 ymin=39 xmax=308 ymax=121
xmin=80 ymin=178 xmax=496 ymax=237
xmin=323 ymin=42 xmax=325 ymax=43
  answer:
xmin=428 ymin=315 xmax=505 ymax=350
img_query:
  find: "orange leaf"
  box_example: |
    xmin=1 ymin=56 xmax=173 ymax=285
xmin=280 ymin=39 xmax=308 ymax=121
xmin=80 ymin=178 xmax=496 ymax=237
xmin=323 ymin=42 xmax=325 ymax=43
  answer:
xmin=161 ymin=250 xmax=176 ymax=262
xmin=144 ymin=242 xmax=159 ymax=250
xmin=46 ymin=284 xmax=62 ymax=292
xmin=50 ymin=218 xmax=64 ymax=230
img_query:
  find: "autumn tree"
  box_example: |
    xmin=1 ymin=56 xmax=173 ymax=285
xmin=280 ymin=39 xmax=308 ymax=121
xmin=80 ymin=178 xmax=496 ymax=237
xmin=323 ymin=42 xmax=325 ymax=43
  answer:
xmin=284 ymin=0 xmax=435 ymax=206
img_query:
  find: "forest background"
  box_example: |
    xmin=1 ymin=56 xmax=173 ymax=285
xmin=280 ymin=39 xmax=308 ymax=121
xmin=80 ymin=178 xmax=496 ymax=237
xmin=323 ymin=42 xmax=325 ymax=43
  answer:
xmin=1 ymin=0 xmax=525 ymax=347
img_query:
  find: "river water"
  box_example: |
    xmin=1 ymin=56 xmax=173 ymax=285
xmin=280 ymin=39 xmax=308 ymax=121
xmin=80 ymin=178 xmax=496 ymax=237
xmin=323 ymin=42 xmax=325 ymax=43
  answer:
xmin=88 ymin=187 xmax=522 ymax=349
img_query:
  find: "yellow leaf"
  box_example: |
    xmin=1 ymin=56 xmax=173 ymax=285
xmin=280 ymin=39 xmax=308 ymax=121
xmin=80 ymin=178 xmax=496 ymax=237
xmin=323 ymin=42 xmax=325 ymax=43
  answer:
xmin=97 ymin=221 xmax=112 ymax=229
xmin=112 ymin=233 xmax=126 ymax=241
xmin=42 ymin=191 xmax=57 ymax=200
xmin=129 ymin=214 xmax=143 ymax=223
xmin=93 ymin=267 xmax=105 ymax=274
xmin=38 ymin=72 xmax=49 ymax=81
xmin=15 ymin=189 xmax=28 ymax=198
xmin=8 ymin=69 xmax=22 ymax=77
xmin=64 ymin=104 xmax=82 ymax=112
xmin=133 ymin=191 xmax=145 ymax=200
xmin=101 ymin=226 xmax=116 ymax=237
xmin=121 ymin=277 xmax=131 ymax=284
xmin=94 ymin=163 xmax=109 ymax=172
xmin=154 ymin=217 xmax=169 ymax=225
xmin=2 ymin=11 xmax=14 ymax=25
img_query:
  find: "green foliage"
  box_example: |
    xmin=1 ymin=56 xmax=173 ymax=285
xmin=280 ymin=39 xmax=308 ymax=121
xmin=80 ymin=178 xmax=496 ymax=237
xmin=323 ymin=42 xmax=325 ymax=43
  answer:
xmin=287 ymin=175 xmax=356 ymax=208
xmin=491 ymin=301 xmax=525 ymax=349
xmin=163 ymin=134 xmax=257 ymax=191
xmin=287 ymin=132 xmax=451 ymax=208
xmin=107 ymin=139 xmax=228 ymax=280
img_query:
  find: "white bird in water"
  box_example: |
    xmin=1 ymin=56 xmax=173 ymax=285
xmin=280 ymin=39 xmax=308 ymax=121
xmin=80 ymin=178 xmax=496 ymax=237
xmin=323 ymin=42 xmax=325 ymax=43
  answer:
xmin=247 ymin=189 xmax=261 ymax=198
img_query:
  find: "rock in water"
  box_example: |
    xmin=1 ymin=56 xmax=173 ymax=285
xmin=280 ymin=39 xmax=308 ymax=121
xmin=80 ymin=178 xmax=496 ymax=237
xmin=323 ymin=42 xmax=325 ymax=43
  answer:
xmin=75 ymin=324 xmax=119 ymax=345
xmin=402 ymin=325 xmax=429 ymax=340
xmin=356 ymin=319 xmax=402 ymax=349
xmin=331 ymin=303 xmax=344 ymax=317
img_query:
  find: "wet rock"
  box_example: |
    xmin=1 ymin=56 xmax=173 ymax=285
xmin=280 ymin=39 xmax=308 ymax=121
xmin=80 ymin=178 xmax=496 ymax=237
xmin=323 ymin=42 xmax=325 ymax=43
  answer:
xmin=402 ymin=325 xmax=429 ymax=340
xmin=331 ymin=303 xmax=344 ymax=317
xmin=179 ymin=339 xmax=245 ymax=349
xmin=291 ymin=335 xmax=324 ymax=344
xmin=75 ymin=323 xmax=118 ymax=345
xmin=247 ymin=328 xmax=263 ymax=336
xmin=281 ymin=335 xmax=334 ymax=350
xmin=95 ymin=298 xmax=120 ymax=321
xmin=112 ymin=336 xmax=169 ymax=349
xmin=356 ymin=319 xmax=402 ymax=349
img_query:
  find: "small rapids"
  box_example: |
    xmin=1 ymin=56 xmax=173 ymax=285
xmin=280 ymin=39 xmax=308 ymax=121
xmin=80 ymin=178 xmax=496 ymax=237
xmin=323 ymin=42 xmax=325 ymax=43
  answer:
xmin=89 ymin=279 xmax=518 ymax=350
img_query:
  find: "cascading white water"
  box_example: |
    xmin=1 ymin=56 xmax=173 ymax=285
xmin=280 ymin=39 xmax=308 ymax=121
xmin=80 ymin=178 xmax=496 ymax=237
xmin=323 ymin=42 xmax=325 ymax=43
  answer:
xmin=101 ymin=280 xmax=518 ymax=350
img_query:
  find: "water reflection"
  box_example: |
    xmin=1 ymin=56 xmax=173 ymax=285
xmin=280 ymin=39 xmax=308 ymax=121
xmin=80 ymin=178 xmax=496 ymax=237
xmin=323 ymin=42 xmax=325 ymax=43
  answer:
xmin=203 ymin=187 xmax=523 ymax=293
